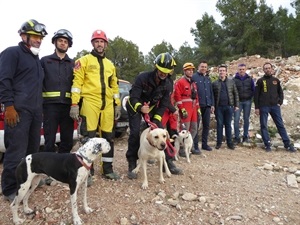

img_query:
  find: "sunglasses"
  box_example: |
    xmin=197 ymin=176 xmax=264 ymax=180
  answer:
xmin=55 ymin=29 xmax=73 ymax=38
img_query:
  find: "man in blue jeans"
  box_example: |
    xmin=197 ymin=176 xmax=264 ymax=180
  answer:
xmin=233 ymin=63 xmax=255 ymax=144
xmin=254 ymin=62 xmax=295 ymax=152
xmin=212 ymin=65 xmax=239 ymax=150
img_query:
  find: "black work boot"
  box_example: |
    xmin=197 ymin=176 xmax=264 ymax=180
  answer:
xmin=102 ymin=162 xmax=120 ymax=180
xmin=179 ymin=147 xmax=186 ymax=157
xmin=127 ymin=160 xmax=137 ymax=179
xmin=166 ymin=159 xmax=183 ymax=175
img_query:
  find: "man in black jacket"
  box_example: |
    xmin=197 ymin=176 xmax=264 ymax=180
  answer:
xmin=254 ymin=62 xmax=295 ymax=152
xmin=126 ymin=52 xmax=181 ymax=179
xmin=232 ymin=63 xmax=255 ymax=144
xmin=212 ymin=65 xmax=239 ymax=150
xmin=0 ymin=19 xmax=47 ymax=202
xmin=41 ymin=29 xmax=74 ymax=154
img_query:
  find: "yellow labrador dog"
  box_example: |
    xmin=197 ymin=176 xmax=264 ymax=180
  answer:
xmin=132 ymin=127 xmax=171 ymax=189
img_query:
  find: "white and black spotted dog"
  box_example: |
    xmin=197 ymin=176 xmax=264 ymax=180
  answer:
xmin=173 ymin=129 xmax=193 ymax=163
xmin=11 ymin=137 xmax=110 ymax=225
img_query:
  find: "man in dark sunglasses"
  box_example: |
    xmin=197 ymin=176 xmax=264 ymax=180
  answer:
xmin=0 ymin=19 xmax=47 ymax=202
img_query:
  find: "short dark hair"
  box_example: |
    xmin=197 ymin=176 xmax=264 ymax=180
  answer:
xmin=218 ymin=64 xmax=227 ymax=68
xmin=218 ymin=64 xmax=227 ymax=71
xmin=263 ymin=62 xmax=273 ymax=69
xmin=238 ymin=63 xmax=246 ymax=67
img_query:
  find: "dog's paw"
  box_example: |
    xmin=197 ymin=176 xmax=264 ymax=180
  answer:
xmin=13 ymin=218 xmax=25 ymax=225
xmin=141 ymin=182 xmax=148 ymax=189
xmin=24 ymin=207 xmax=34 ymax=214
xmin=166 ymin=172 xmax=172 ymax=177
xmin=132 ymin=168 xmax=139 ymax=173
xmin=84 ymin=207 xmax=94 ymax=214
xmin=73 ymin=217 xmax=83 ymax=225
xmin=159 ymin=178 xmax=165 ymax=184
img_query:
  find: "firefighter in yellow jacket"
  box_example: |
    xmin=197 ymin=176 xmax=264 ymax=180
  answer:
xmin=70 ymin=29 xmax=121 ymax=182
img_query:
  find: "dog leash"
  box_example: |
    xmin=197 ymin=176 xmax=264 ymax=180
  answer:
xmin=143 ymin=103 xmax=176 ymax=157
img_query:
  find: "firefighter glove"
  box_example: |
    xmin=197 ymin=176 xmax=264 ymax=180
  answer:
xmin=70 ymin=104 xmax=79 ymax=120
xmin=115 ymin=106 xmax=121 ymax=120
xmin=198 ymin=108 xmax=201 ymax=115
xmin=181 ymin=108 xmax=188 ymax=119
xmin=5 ymin=105 xmax=19 ymax=127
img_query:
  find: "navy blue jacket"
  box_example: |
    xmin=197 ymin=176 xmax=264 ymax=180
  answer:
xmin=41 ymin=52 xmax=74 ymax=105
xmin=192 ymin=71 xmax=214 ymax=107
xmin=0 ymin=42 xmax=44 ymax=112
xmin=233 ymin=73 xmax=255 ymax=102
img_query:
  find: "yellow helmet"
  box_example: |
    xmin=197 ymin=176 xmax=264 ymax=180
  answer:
xmin=18 ymin=19 xmax=48 ymax=37
xmin=183 ymin=62 xmax=195 ymax=70
xmin=154 ymin=52 xmax=176 ymax=74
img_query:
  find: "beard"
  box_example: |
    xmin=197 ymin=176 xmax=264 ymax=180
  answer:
xmin=56 ymin=46 xmax=67 ymax=53
xmin=94 ymin=46 xmax=105 ymax=55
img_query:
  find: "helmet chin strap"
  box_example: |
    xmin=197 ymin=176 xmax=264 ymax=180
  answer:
xmin=55 ymin=42 xmax=68 ymax=54
xmin=156 ymin=70 xmax=167 ymax=81
xmin=22 ymin=34 xmax=40 ymax=55
xmin=24 ymin=34 xmax=31 ymax=47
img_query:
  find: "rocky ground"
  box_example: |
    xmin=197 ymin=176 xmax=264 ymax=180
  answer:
xmin=1 ymin=135 xmax=300 ymax=225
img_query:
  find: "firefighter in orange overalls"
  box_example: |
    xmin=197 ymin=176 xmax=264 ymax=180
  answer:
xmin=173 ymin=62 xmax=201 ymax=154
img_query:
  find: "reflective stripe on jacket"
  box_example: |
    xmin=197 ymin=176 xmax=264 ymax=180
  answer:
xmin=41 ymin=52 xmax=74 ymax=105
xmin=127 ymin=70 xmax=172 ymax=119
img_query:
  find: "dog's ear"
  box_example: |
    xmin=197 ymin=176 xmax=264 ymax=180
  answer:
xmin=146 ymin=132 xmax=154 ymax=146
xmin=171 ymin=134 xmax=178 ymax=140
xmin=94 ymin=143 xmax=101 ymax=151
xmin=80 ymin=137 xmax=90 ymax=145
xmin=165 ymin=129 xmax=170 ymax=140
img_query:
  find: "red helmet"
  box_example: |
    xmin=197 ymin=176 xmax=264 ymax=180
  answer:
xmin=91 ymin=30 xmax=108 ymax=42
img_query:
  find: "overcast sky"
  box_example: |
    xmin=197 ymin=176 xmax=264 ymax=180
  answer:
xmin=0 ymin=0 xmax=295 ymax=58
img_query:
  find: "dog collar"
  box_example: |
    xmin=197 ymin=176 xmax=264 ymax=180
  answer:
xmin=76 ymin=154 xmax=92 ymax=170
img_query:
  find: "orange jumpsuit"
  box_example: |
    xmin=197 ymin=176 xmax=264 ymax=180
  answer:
xmin=173 ymin=76 xmax=199 ymax=138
